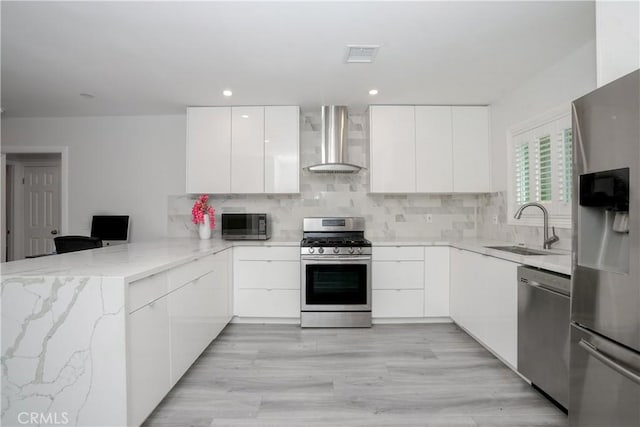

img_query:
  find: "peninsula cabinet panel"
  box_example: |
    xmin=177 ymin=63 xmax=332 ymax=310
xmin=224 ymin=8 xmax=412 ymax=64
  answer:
xmin=186 ymin=107 xmax=231 ymax=193
xmin=370 ymin=105 xmax=416 ymax=193
xmin=128 ymin=298 xmax=171 ymax=427
xmin=265 ymin=106 xmax=300 ymax=193
xmin=231 ymin=106 xmax=265 ymax=193
xmin=416 ymin=106 xmax=454 ymax=192
xmin=452 ymin=106 xmax=490 ymax=192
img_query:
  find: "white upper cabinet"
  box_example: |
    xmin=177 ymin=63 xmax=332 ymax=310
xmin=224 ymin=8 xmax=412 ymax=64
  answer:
xmin=416 ymin=106 xmax=453 ymax=193
xmin=231 ymin=106 xmax=265 ymax=193
xmin=370 ymin=106 xmax=416 ymax=193
xmin=369 ymin=105 xmax=490 ymax=194
xmin=265 ymin=106 xmax=300 ymax=193
xmin=452 ymin=107 xmax=490 ymax=193
xmin=186 ymin=106 xmax=299 ymax=194
xmin=186 ymin=107 xmax=231 ymax=194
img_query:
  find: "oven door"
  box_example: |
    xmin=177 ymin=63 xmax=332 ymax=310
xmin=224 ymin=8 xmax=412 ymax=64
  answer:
xmin=301 ymin=255 xmax=371 ymax=311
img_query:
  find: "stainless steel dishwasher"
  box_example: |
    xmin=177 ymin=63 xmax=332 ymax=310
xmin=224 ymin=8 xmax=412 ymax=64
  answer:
xmin=518 ymin=266 xmax=571 ymax=411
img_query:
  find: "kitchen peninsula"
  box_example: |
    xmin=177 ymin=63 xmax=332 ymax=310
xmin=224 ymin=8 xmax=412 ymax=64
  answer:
xmin=1 ymin=239 xmax=235 ymax=427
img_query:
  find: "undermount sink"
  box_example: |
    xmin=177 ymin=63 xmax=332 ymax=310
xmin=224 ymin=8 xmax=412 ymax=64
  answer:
xmin=484 ymin=245 xmax=559 ymax=256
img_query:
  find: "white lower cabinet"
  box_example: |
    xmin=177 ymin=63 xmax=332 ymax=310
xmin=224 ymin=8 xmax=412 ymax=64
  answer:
xmin=128 ymin=298 xmax=171 ymax=427
xmin=450 ymin=248 xmax=519 ymax=367
xmin=236 ymin=289 xmax=300 ymax=317
xmin=127 ymin=248 xmax=233 ymax=426
xmin=372 ymin=289 xmax=424 ymax=318
xmin=424 ymin=247 xmax=450 ymax=317
xmin=234 ymin=246 xmax=300 ymax=318
xmin=168 ymin=271 xmax=218 ymax=383
xmin=372 ymin=247 xmax=424 ymax=318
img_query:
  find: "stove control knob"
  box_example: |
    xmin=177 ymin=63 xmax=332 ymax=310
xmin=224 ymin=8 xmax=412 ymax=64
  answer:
xmin=349 ymin=247 xmax=355 ymax=254
xmin=318 ymin=247 xmax=324 ymax=254
xmin=357 ymin=247 xmax=363 ymax=254
xmin=308 ymin=247 xmax=315 ymax=254
xmin=333 ymin=247 xmax=340 ymax=254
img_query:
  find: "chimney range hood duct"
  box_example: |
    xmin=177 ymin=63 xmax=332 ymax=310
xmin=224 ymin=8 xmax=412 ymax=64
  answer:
xmin=306 ymin=105 xmax=364 ymax=173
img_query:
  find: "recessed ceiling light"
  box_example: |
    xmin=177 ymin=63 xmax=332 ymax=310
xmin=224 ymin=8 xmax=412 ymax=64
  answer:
xmin=369 ymin=89 xmax=379 ymax=95
xmin=241 ymin=114 xmax=249 ymax=119
xmin=80 ymin=93 xmax=95 ymax=99
xmin=222 ymin=90 xmax=233 ymax=97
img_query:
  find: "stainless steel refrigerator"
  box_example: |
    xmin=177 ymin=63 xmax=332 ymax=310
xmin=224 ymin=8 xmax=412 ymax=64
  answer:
xmin=570 ymin=69 xmax=640 ymax=427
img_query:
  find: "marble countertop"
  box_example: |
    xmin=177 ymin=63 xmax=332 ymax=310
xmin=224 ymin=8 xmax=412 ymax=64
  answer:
xmin=372 ymin=237 xmax=571 ymax=275
xmin=1 ymin=238 xmax=236 ymax=282
xmin=1 ymin=236 xmax=571 ymax=281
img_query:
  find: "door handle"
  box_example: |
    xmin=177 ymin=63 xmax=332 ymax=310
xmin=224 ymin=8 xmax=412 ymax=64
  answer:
xmin=579 ymin=339 xmax=640 ymax=385
xmin=51 ymin=229 xmax=58 ymax=235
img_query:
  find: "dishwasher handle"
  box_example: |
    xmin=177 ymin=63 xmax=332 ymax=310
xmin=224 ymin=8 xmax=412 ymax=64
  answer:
xmin=520 ymin=277 xmax=570 ymax=298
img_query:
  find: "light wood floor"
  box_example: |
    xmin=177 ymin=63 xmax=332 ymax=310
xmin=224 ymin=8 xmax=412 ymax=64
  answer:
xmin=144 ymin=323 xmax=567 ymax=427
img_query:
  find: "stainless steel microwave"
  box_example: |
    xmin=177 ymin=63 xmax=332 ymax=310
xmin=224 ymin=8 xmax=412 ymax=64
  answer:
xmin=221 ymin=213 xmax=270 ymax=240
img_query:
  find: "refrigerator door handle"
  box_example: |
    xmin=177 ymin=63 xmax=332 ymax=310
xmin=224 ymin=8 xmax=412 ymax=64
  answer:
xmin=571 ymin=102 xmax=588 ymax=172
xmin=579 ymin=339 xmax=640 ymax=385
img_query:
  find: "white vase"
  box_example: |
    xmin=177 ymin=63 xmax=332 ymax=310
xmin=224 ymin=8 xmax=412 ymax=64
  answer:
xmin=198 ymin=215 xmax=212 ymax=240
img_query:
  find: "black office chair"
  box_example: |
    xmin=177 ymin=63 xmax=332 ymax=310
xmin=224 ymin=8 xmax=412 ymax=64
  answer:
xmin=54 ymin=236 xmax=103 ymax=254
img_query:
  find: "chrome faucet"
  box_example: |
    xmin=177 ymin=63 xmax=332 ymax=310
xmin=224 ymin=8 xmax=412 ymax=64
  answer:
xmin=513 ymin=202 xmax=559 ymax=249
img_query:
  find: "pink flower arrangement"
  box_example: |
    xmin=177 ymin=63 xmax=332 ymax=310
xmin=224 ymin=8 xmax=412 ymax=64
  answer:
xmin=191 ymin=195 xmax=215 ymax=229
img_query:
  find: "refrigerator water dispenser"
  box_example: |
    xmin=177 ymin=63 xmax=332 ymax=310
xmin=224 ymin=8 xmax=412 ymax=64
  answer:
xmin=578 ymin=168 xmax=630 ymax=274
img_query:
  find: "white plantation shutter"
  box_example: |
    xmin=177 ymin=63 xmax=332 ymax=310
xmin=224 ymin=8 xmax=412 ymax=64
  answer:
xmin=534 ymin=134 xmax=553 ymax=202
xmin=514 ymin=141 xmax=530 ymax=205
xmin=558 ymin=128 xmax=573 ymax=204
xmin=509 ymin=110 xmax=572 ymax=225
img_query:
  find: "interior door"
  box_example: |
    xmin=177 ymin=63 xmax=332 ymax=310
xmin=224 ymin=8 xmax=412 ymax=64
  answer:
xmin=23 ymin=165 xmax=60 ymax=256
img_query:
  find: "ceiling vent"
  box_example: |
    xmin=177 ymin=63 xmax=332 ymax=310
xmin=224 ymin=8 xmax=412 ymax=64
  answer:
xmin=345 ymin=45 xmax=379 ymax=63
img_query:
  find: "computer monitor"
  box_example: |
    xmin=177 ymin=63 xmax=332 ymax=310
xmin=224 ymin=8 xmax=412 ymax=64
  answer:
xmin=90 ymin=215 xmax=130 ymax=246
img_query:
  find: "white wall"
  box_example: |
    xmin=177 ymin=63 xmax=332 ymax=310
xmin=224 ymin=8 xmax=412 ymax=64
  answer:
xmin=489 ymin=40 xmax=597 ymax=191
xmin=596 ymin=0 xmax=640 ymax=87
xmin=1 ymin=115 xmax=186 ymax=242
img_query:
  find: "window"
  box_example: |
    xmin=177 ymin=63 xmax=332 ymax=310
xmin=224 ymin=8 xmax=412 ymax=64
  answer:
xmin=508 ymin=107 xmax=572 ymax=227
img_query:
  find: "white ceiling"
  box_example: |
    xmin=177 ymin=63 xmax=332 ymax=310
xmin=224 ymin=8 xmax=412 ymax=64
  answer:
xmin=1 ymin=1 xmax=595 ymax=117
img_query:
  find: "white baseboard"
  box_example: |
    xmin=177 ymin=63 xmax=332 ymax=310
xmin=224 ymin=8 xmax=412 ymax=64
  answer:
xmin=231 ymin=316 xmax=453 ymax=325
xmin=231 ymin=316 xmax=300 ymax=325
xmin=373 ymin=317 xmax=452 ymax=324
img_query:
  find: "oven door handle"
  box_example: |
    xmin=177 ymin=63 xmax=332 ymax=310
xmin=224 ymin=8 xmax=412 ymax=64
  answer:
xmin=302 ymin=256 xmax=371 ymax=262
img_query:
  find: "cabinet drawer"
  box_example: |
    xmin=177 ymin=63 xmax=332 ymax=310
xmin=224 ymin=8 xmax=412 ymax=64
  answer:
xmin=372 ymin=289 xmax=424 ymax=318
xmin=234 ymin=246 xmax=299 ymax=261
xmin=372 ymin=246 xmax=424 ymax=261
xmin=372 ymin=261 xmax=424 ymax=290
xmin=236 ymin=289 xmax=300 ymax=317
xmin=237 ymin=260 xmax=300 ymax=290
xmin=128 ymin=272 xmax=169 ymax=313
xmin=168 ymin=254 xmax=214 ymax=291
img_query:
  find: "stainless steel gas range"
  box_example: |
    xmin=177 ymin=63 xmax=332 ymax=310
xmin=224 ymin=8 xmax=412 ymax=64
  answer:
xmin=300 ymin=217 xmax=372 ymax=328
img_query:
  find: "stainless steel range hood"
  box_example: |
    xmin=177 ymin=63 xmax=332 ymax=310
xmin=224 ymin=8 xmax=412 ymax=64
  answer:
xmin=306 ymin=105 xmax=364 ymax=173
